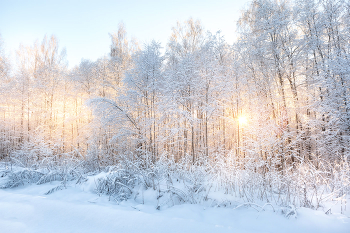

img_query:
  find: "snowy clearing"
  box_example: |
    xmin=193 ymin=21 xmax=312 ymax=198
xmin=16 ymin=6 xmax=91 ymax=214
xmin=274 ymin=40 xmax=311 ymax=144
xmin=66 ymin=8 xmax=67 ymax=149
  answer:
xmin=0 ymin=181 xmax=349 ymax=233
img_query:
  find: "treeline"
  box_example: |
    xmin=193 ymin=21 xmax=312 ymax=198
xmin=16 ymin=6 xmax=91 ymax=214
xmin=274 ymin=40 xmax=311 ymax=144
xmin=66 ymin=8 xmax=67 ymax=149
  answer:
xmin=0 ymin=0 xmax=349 ymax=211
xmin=0 ymin=0 xmax=349 ymax=170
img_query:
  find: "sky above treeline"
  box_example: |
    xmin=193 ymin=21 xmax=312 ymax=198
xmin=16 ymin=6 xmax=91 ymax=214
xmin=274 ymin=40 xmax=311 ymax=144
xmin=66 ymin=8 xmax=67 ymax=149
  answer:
xmin=0 ymin=0 xmax=251 ymax=68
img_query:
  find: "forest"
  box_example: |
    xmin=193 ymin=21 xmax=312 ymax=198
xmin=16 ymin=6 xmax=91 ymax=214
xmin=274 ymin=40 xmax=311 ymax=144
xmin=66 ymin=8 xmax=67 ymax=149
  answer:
xmin=0 ymin=0 xmax=349 ymax=215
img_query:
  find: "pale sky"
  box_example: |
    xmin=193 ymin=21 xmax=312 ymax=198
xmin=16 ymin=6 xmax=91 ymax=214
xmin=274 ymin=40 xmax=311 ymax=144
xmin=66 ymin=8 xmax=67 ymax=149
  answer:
xmin=0 ymin=0 xmax=251 ymax=68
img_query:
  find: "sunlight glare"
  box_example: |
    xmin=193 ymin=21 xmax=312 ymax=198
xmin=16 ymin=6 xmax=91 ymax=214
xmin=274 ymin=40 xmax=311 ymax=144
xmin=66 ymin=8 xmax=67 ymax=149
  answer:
xmin=238 ymin=116 xmax=247 ymax=125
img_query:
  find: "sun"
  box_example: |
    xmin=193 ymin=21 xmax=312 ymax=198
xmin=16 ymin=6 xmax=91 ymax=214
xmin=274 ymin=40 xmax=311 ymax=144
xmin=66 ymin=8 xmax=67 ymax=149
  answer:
xmin=238 ymin=116 xmax=247 ymax=125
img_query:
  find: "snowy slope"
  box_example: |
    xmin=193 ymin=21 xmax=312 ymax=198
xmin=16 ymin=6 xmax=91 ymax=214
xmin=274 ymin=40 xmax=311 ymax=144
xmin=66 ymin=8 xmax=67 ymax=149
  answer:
xmin=0 ymin=181 xmax=349 ymax=233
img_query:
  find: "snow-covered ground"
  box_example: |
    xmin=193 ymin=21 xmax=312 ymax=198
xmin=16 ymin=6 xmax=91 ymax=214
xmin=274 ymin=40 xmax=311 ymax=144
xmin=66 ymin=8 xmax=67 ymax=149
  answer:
xmin=0 ymin=177 xmax=349 ymax=233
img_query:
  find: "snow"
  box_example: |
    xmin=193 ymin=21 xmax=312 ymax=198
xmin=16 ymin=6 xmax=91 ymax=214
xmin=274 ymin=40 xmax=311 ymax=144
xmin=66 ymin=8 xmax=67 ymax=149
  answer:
xmin=0 ymin=180 xmax=349 ymax=233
